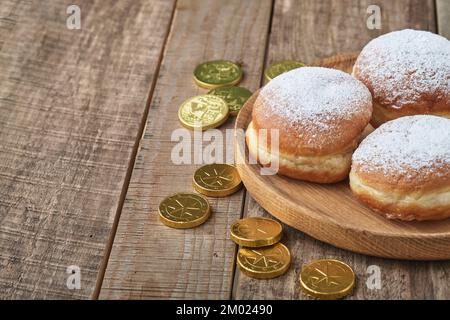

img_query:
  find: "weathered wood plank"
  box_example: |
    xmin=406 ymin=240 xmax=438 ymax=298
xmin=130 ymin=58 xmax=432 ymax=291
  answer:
xmin=437 ymin=0 xmax=450 ymax=39
xmin=0 ymin=0 xmax=175 ymax=299
xmin=268 ymin=0 xmax=435 ymax=64
xmin=99 ymin=0 xmax=273 ymax=299
xmin=233 ymin=0 xmax=450 ymax=300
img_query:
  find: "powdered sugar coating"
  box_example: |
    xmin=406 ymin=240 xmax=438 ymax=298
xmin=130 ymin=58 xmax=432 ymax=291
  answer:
xmin=353 ymin=115 xmax=450 ymax=177
xmin=257 ymin=67 xmax=372 ymax=133
xmin=354 ymin=29 xmax=450 ymax=109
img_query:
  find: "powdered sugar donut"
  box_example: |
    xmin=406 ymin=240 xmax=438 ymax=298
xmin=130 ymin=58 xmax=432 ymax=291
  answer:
xmin=350 ymin=115 xmax=450 ymax=221
xmin=353 ymin=29 xmax=450 ymax=127
xmin=247 ymin=67 xmax=372 ymax=183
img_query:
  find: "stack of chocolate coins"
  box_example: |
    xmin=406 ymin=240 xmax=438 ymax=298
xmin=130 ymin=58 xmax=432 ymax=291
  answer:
xmin=230 ymin=217 xmax=291 ymax=279
xmin=178 ymin=94 xmax=230 ymax=131
xmin=208 ymin=86 xmax=252 ymax=116
xmin=177 ymin=60 xmax=253 ymax=130
xmin=179 ymin=59 xmax=306 ymax=131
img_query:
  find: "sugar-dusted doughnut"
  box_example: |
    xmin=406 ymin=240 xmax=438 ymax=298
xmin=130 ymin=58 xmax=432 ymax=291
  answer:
xmin=350 ymin=115 xmax=450 ymax=221
xmin=353 ymin=29 xmax=450 ymax=128
xmin=247 ymin=67 xmax=372 ymax=183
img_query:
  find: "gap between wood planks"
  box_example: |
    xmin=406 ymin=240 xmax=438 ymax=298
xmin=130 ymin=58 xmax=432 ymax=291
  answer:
xmin=92 ymin=0 xmax=179 ymax=300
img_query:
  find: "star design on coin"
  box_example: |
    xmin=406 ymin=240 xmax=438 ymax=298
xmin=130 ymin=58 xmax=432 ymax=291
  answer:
xmin=165 ymin=196 xmax=203 ymax=221
xmin=309 ymin=261 xmax=345 ymax=289
xmin=200 ymin=167 xmax=233 ymax=188
xmin=243 ymin=248 xmax=282 ymax=271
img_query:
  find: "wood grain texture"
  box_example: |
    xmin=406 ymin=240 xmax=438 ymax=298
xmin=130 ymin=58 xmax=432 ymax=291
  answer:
xmin=233 ymin=0 xmax=450 ymax=300
xmin=99 ymin=0 xmax=273 ymax=299
xmin=268 ymin=0 xmax=436 ymax=64
xmin=437 ymin=0 xmax=450 ymax=39
xmin=0 ymin=0 xmax=175 ymax=299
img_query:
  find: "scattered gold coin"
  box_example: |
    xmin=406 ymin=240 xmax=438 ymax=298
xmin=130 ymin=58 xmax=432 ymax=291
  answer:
xmin=230 ymin=217 xmax=282 ymax=247
xmin=208 ymin=86 xmax=252 ymax=116
xmin=193 ymin=60 xmax=242 ymax=89
xmin=159 ymin=192 xmax=211 ymax=229
xmin=264 ymin=60 xmax=305 ymax=81
xmin=237 ymin=243 xmax=291 ymax=279
xmin=300 ymin=259 xmax=356 ymax=300
xmin=193 ymin=164 xmax=242 ymax=197
xmin=178 ymin=94 xmax=229 ymax=130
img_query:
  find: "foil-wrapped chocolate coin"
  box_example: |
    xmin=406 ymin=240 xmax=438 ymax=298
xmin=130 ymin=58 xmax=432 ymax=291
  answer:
xmin=230 ymin=217 xmax=282 ymax=247
xmin=193 ymin=60 xmax=242 ymax=89
xmin=300 ymin=259 xmax=356 ymax=300
xmin=193 ymin=164 xmax=242 ymax=197
xmin=237 ymin=243 xmax=291 ymax=279
xmin=159 ymin=192 xmax=211 ymax=229
xmin=178 ymin=94 xmax=229 ymax=130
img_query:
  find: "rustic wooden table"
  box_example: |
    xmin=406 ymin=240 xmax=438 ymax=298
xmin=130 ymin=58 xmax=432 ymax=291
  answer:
xmin=0 ymin=0 xmax=449 ymax=299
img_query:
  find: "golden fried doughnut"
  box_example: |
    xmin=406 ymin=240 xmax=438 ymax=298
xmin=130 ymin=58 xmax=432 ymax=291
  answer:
xmin=353 ymin=29 xmax=450 ymax=127
xmin=248 ymin=67 xmax=372 ymax=183
xmin=350 ymin=115 xmax=450 ymax=221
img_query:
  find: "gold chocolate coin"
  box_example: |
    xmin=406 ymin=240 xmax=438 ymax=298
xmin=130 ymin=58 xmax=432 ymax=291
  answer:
xmin=237 ymin=243 xmax=291 ymax=279
xmin=159 ymin=192 xmax=211 ymax=229
xmin=178 ymin=94 xmax=229 ymax=130
xmin=193 ymin=60 xmax=242 ymax=89
xmin=208 ymin=86 xmax=252 ymax=116
xmin=230 ymin=217 xmax=282 ymax=247
xmin=193 ymin=164 xmax=242 ymax=197
xmin=264 ymin=60 xmax=305 ymax=81
xmin=300 ymin=259 xmax=356 ymax=300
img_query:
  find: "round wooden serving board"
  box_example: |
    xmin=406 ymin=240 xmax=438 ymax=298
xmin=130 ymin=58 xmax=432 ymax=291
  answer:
xmin=234 ymin=53 xmax=450 ymax=260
